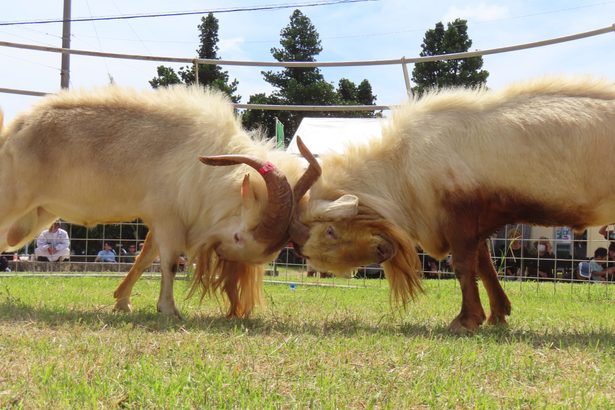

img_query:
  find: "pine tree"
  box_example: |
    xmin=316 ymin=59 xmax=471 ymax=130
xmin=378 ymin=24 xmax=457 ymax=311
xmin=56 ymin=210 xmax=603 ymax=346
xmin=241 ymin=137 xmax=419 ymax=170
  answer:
xmin=412 ymin=19 xmax=489 ymax=96
xmin=336 ymin=79 xmax=379 ymax=118
xmin=242 ymin=10 xmax=377 ymax=143
xmin=149 ymin=13 xmax=240 ymax=102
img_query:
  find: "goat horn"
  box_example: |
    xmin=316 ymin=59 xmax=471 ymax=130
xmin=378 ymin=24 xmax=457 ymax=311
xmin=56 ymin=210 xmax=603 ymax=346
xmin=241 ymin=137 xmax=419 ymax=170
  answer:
xmin=288 ymin=219 xmax=311 ymax=246
xmin=199 ymin=155 xmax=293 ymax=253
xmin=287 ymin=136 xmax=321 ymax=246
xmin=293 ymin=135 xmax=322 ymax=201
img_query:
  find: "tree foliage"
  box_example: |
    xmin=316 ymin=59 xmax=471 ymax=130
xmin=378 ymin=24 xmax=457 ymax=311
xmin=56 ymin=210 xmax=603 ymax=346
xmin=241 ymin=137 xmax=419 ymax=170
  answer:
xmin=149 ymin=13 xmax=240 ymax=102
xmin=411 ymin=18 xmax=489 ymax=96
xmin=242 ymin=10 xmax=377 ymax=144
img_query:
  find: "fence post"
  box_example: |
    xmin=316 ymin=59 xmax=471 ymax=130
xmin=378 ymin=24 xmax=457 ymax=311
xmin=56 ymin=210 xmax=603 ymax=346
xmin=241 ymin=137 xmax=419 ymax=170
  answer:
xmin=401 ymin=57 xmax=413 ymax=97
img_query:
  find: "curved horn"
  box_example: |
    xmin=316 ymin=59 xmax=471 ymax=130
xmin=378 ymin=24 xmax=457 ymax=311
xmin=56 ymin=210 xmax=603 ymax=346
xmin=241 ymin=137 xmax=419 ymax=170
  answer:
xmin=288 ymin=136 xmax=321 ymax=246
xmin=293 ymin=135 xmax=322 ymax=200
xmin=200 ymin=155 xmax=293 ymax=253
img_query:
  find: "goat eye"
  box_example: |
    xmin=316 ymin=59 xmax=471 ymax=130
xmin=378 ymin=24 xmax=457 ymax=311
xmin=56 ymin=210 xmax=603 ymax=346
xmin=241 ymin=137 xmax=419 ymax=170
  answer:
xmin=234 ymin=233 xmax=241 ymax=243
xmin=325 ymin=226 xmax=336 ymax=239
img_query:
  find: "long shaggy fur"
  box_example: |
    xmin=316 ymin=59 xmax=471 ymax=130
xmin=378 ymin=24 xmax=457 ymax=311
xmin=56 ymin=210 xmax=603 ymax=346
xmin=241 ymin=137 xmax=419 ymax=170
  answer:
xmin=188 ymin=243 xmax=264 ymax=317
xmin=379 ymin=221 xmax=423 ymax=306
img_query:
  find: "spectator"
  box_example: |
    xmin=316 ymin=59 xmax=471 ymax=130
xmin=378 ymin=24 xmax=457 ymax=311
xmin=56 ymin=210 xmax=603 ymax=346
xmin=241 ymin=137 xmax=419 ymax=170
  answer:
xmin=607 ymin=242 xmax=615 ymax=282
xmin=526 ymin=237 xmax=556 ymax=280
xmin=0 ymin=254 xmax=10 ymax=272
xmin=123 ymin=244 xmax=138 ymax=263
xmin=95 ymin=242 xmax=117 ymax=263
xmin=504 ymin=230 xmax=526 ymax=278
xmin=598 ymin=224 xmax=615 ymax=240
xmin=588 ymin=247 xmax=615 ymax=281
xmin=34 ymin=220 xmax=70 ymax=262
xmin=444 ymin=254 xmax=454 ymax=273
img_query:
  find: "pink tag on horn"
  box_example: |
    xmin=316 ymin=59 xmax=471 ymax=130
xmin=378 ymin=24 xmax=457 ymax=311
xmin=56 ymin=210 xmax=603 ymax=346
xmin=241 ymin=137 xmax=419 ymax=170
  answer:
xmin=258 ymin=162 xmax=276 ymax=175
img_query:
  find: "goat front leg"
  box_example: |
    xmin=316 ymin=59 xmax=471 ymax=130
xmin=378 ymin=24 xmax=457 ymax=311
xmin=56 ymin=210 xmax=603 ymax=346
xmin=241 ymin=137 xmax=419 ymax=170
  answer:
xmin=113 ymin=232 xmax=158 ymax=313
xmin=449 ymin=239 xmax=486 ymax=334
xmin=477 ymin=240 xmax=511 ymax=325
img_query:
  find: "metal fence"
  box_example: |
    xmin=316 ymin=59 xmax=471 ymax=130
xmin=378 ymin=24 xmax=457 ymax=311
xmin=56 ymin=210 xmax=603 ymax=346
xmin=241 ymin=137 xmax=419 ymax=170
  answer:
xmin=3 ymin=222 xmax=615 ymax=294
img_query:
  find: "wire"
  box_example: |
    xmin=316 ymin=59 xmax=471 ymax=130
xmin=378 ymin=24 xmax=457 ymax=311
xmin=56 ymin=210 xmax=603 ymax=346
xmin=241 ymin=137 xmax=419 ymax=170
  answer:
xmin=0 ymin=0 xmax=377 ymax=27
xmin=37 ymin=0 xmax=615 ymax=46
xmin=110 ymin=0 xmax=151 ymax=54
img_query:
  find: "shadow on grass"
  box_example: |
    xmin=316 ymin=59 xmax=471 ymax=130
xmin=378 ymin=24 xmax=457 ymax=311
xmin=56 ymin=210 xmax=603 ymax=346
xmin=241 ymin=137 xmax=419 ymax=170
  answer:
xmin=1 ymin=299 xmax=613 ymax=352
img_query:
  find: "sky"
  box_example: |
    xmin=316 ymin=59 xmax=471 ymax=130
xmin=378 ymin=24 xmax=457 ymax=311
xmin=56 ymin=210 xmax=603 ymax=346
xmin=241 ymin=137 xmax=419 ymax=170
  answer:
xmin=0 ymin=0 xmax=614 ymax=122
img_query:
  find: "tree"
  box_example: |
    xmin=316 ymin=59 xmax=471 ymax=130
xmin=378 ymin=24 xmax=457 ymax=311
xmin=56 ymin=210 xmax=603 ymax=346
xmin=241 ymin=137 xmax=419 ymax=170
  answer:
xmin=336 ymin=79 xmax=379 ymax=118
xmin=149 ymin=13 xmax=240 ymax=103
xmin=411 ymin=19 xmax=489 ymax=96
xmin=242 ymin=10 xmax=377 ymax=143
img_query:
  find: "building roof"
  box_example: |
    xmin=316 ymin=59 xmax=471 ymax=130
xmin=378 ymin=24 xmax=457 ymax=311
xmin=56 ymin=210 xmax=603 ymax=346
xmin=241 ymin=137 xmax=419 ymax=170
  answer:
xmin=286 ymin=117 xmax=385 ymax=156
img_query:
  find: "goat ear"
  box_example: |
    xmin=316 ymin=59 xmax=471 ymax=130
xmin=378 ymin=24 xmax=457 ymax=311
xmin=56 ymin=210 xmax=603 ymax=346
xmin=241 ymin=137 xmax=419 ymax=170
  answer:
xmin=240 ymin=174 xmax=256 ymax=210
xmin=309 ymin=194 xmax=359 ymax=220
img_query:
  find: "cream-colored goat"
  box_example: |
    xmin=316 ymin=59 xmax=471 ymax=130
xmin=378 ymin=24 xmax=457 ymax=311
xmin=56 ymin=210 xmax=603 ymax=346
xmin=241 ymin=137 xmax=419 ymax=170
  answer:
xmin=0 ymin=86 xmax=308 ymax=318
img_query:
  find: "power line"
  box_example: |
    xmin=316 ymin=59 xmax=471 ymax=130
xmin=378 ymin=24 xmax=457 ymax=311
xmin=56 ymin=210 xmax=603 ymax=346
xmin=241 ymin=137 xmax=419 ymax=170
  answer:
xmin=0 ymin=0 xmax=377 ymax=27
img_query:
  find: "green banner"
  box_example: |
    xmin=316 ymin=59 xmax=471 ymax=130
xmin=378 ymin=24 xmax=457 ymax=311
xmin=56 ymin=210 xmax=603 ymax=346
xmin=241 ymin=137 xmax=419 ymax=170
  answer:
xmin=275 ymin=118 xmax=284 ymax=149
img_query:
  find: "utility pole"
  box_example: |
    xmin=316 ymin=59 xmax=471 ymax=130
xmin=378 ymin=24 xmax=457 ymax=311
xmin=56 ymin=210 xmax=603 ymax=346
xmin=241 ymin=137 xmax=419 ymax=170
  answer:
xmin=60 ymin=0 xmax=71 ymax=89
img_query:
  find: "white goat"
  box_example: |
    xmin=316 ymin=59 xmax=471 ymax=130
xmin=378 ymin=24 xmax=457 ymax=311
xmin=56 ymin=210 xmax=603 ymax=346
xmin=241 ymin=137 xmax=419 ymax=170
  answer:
xmin=0 ymin=86 xmax=315 ymax=317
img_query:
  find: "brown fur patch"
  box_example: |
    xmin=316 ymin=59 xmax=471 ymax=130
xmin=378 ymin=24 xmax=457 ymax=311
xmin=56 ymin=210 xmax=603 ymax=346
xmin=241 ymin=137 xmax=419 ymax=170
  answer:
xmin=188 ymin=244 xmax=264 ymax=318
xmin=443 ymin=188 xmax=594 ymax=239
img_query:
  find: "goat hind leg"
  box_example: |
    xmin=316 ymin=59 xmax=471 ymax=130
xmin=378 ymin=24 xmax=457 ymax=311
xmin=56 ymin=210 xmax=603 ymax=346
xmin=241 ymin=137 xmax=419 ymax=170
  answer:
xmin=113 ymin=232 xmax=159 ymax=313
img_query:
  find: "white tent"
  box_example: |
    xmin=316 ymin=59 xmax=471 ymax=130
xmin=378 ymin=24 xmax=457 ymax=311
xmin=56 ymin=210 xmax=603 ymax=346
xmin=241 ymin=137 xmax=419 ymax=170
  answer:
xmin=286 ymin=117 xmax=385 ymax=156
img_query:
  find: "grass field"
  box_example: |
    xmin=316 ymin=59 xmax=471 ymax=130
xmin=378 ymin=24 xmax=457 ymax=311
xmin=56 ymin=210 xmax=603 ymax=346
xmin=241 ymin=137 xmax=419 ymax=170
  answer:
xmin=0 ymin=275 xmax=613 ymax=409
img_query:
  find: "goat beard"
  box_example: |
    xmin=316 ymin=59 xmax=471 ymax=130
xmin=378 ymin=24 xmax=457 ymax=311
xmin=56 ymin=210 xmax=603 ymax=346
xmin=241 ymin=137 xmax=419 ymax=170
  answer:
xmin=188 ymin=242 xmax=264 ymax=318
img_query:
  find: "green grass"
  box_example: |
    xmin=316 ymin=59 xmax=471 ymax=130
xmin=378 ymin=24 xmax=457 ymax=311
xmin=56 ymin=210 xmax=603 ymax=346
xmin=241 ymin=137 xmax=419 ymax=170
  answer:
xmin=0 ymin=276 xmax=613 ymax=409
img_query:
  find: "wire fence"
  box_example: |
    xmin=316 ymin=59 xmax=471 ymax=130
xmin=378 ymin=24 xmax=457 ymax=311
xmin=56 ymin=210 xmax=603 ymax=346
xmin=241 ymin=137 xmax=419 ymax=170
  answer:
xmin=2 ymin=222 xmax=614 ymax=299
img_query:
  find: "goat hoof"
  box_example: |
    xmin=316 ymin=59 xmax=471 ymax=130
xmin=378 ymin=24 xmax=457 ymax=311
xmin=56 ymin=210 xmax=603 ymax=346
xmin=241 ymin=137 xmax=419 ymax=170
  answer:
xmin=487 ymin=314 xmax=509 ymax=326
xmin=157 ymin=304 xmax=183 ymax=320
xmin=448 ymin=315 xmax=482 ymax=334
xmin=113 ymin=299 xmax=132 ymax=313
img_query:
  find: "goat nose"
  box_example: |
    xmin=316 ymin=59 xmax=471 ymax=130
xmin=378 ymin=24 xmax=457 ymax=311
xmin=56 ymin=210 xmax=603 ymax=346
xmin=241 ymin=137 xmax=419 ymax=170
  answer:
xmin=376 ymin=241 xmax=394 ymax=262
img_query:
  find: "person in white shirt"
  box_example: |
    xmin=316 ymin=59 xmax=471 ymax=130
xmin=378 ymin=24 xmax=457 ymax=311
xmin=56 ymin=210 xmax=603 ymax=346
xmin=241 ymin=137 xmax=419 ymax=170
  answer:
xmin=34 ymin=221 xmax=71 ymax=262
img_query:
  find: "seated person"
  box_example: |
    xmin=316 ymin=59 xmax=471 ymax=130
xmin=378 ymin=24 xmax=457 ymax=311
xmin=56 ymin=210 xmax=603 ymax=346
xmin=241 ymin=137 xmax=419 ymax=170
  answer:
xmin=34 ymin=220 xmax=71 ymax=262
xmin=606 ymin=242 xmax=615 ymax=282
xmin=588 ymin=247 xmax=615 ymax=281
xmin=0 ymin=254 xmax=10 ymax=272
xmin=504 ymin=232 xmax=526 ymax=278
xmin=123 ymin=244 xmax=138 ymax=263
xmin=95 ymin=242 xmax=117 ymax=263
xmin=526 ymin=237 xmax=555 ymax=279
xmin=598 ymin=224 xmax=615 ymax=240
